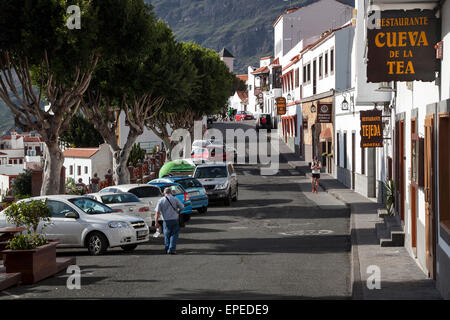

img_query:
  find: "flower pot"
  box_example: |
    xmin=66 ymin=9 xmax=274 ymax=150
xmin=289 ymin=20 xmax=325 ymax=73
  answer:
xmin=1 ymin=240 xmax=59 ymax=284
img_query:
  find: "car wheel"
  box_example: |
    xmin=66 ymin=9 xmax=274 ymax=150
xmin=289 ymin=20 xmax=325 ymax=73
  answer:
xmin=224 ymin=191 xmax=232 ymax=206
xmin=232 ymin=187 xmax=238 ymax=202
xmin=86 ymin=232 xmax=108 ymax=256
xmin=197 ymin=207 xmax=208 ymax=214
xmin=121 ymin=244 xmax=138 ymax=252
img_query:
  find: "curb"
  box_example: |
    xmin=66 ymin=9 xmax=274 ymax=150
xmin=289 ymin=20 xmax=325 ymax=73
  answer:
xmin=279 ymin=147 xmax=363 ymax=300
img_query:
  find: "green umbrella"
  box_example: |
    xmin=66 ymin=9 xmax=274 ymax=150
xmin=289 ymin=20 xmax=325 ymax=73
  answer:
xmin=158 ymin=159 xmax=196 ymax=178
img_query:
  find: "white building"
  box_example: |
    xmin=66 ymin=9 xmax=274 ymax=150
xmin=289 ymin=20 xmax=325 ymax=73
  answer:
xmin=63 ymin=143 xmax=113 ymax=184
xmin=220 ymin=48 xmax=234 ymax=73
xmin=345 ymin=0 xmax=450 ymax=299
xmin=273 ymin=0 xmax=354 ymax=59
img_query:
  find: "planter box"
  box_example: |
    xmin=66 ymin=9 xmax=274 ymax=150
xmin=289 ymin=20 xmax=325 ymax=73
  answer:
xmin=1 ymin=241 xmax=59 ymax=284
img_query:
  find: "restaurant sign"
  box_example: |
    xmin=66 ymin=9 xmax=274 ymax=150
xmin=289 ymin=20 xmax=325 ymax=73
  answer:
xmin=276 ymin=97 xmax=286 ymax=115
xmin=360 ymin=109 xmax=383 ymax=148
xmin=317 ymin=104 xmax=332 ymax=123
xmin=367 ymin=9 xmax=438 ymax=82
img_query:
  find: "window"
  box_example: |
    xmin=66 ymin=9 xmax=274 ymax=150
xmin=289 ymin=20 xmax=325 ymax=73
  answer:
xmin=344 ymin=132 xmax=347 ymax=169
xmin=101 ymin=193 xmax=140 ymax=204
xmin=319 ymin=55 xmax=323 ymax=78
xmin=325 ymin=52 xmax=329 ymax=76
xmin=307 ymin=63 xmax=311 ymax=82
xmin=47 ymin=200 xmax=75 ymax=218
xmin=337 ymin=132 xmax=340 ymax=167
xmin=295 ymin=68 xmax=299 ymax=88
xmin=77 ymin=166 xmax=81 ymax=176
xmin=69 ymin=197 xmax=114 ymax=214
xmin=129 ymin=186 xmax=163 ymax=198
xmin=70 ymin=165 xmax=73 ymax=175
xmin=330 ymin=48 xmax=335 ymax=74
xmin=361 ymin=148 xmax=365 ymax=175
xmin=85 ymin=166 xmax=88 ymax=174
xmin=303 ymin=65 xmax=307 ymax=83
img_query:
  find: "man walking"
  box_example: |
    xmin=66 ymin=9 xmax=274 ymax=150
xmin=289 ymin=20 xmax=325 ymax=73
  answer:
xmin=155 ymin=188 xmax=185 ymax=254
xmin=311 ymin=156 xmax=322 ymax=193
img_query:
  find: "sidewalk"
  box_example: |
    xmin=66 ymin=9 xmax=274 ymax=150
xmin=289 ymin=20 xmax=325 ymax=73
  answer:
xmin=276 ymin=135 xmax=442 ymax=299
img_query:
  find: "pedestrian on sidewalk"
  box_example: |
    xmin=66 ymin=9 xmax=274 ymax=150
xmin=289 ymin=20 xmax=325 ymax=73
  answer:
xmin=155 ymin=187 xmax=185 ymax=254
xmin=311 ymin=156 xmax=322 ymax=193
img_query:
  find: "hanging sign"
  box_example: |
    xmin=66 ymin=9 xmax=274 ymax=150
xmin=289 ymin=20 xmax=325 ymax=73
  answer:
xmin=276 ymin=97 xmax=286 ymax=115
xmin=317 ymin=103 xmax=332 ymax=123
xmin=367 ymin=9 xmax=438 ymax=82
xmin=360 ymin=109 xmax=383 ymax=148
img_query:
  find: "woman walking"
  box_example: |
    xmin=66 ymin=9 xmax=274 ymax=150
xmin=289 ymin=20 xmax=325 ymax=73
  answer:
xmin=311 ymin=156 xmax=322 ymax=193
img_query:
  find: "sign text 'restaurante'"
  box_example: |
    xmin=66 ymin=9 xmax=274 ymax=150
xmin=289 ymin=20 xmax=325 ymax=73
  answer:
xmin=367 ymin=9 xmax=438 ymax=82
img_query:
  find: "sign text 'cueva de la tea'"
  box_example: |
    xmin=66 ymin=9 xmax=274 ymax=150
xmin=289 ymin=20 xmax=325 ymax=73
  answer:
xmin=367 ymin=9 xmax=438 ymax=82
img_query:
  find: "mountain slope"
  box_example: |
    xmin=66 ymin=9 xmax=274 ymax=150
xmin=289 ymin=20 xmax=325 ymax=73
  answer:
xmin=150 ymin=0 xmax=353 ymax=73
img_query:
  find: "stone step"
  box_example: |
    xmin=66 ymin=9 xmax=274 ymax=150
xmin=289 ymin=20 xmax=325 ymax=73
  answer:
xmin=375 ymin=222 xmax=390 ymax=242
xmin=56 ymin=257 xmax=76 ymax=273
xmin=377 ymin=208 xmax=389 ymax=218
xmin=384 ymin=215 xmax=402 ymax=231
xmin=0 ymin=271 xmax=21 ymax=291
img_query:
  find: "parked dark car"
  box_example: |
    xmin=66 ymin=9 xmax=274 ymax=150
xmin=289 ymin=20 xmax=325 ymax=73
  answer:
xmin=256 ymin=113 xmax=272 ymax=132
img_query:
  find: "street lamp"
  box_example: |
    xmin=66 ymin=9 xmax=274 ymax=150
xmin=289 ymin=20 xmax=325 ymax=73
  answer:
xmin=287 ymin=93 xmax=292 ymax=102
xmin=341 ymin=96 xmax=349 ymax=111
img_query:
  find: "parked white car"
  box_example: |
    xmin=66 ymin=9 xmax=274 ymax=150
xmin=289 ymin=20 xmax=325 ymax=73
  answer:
xmin=85 ymin=192 xmax=150 ymax=219
xmin=99 ymin=184 xmax=162 ymax=226
xmin=0 ymin=195 xmax=150 ymax=255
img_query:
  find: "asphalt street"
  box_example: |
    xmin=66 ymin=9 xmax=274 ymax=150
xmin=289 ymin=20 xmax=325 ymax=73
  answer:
xmin=0 ymin=121 xmax=351 ymax=299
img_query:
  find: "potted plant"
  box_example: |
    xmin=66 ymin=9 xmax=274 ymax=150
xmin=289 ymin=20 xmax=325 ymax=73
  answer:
xmin=1 ymin=199 xmax=58 ymax=284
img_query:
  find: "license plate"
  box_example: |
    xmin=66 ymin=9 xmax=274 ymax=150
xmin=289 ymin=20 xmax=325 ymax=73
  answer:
xmin=190 ymin=191 xmax=200 ymax=196
xmin=137 ymin=230 xmax=148 ymax=237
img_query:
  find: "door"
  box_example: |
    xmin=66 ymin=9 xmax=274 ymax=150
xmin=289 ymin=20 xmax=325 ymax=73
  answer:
xmin=352 ymin=132 xmax=355 ymax=190
xmin=40 ymin=200 xmax=85 ymax=246
xmin=410 ymin=119 xmax=418 ymax=253
xmin=424 ymin=115 xmax=436 ymax=279
xmin=396 ymin=120 xmax=405 ymax=221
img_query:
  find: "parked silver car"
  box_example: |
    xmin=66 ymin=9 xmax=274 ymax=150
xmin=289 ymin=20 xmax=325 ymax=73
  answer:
xmin=193 ymin=162 xmax=238 ymax=206
xmin=99 ymin=184 xmax=162 ymax=226
xmin=0 ymin=195 xmax=150 ymax=255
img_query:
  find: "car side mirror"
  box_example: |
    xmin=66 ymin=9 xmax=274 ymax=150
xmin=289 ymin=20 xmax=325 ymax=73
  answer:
xmin=65 ymin=212 xmax=79 ymax=219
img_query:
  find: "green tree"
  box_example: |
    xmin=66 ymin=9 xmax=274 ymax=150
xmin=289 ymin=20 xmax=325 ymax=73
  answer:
xmin=11 ymin=169 xmax=32 ymax=198
xmin=0 ymin=0 xmax=149 ymax=195
xmin=146 ymin=43 xmax=234 ymax=159
xmin=82 ymin=13 xmax=195 ymax=184
xmin=128 ymin=143 xmax=146 ymax=167
xmin=60 ymin=113 xmax=104 ymax=148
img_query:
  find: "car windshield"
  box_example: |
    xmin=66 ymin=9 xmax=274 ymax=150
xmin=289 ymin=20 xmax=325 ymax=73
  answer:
xmin=194 ymin=166 xmax=227 ymax=179
xmin=176 ymin=178 xmax=202 ymax=189
xmin=69 ymin=198 xmax=114 ymax=214
xmin=100 ymin=193 xmax=140 ymax=204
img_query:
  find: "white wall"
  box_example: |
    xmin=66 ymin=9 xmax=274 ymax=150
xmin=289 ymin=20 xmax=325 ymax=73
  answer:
xmin=64 ymin=157 xmax=92 ymax=184
xmin=276 ymin=0 xmax=354 ymax=56
xmin=0 ymin=174 xmax=10 ymax=201
xmin=91 ymin=143 xmax=113 ymax=181
xmin=118 ymin=110 xmax=168 ymax=152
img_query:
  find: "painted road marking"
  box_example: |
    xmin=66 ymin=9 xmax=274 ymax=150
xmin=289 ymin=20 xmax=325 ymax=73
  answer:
xmin=278 ymin=230 xmax=334 ymax=236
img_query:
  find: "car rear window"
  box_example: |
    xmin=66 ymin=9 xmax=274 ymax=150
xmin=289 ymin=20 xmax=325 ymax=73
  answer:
xmin=177 ymin=178 xmax=202 ymax=189
xmin=101 ymin=193 xmax=140 ymax=204
xmin=194 ymin=166 xmax=227 ymax=179
xmin=129 ymin=186 xmax=162 ymax=198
